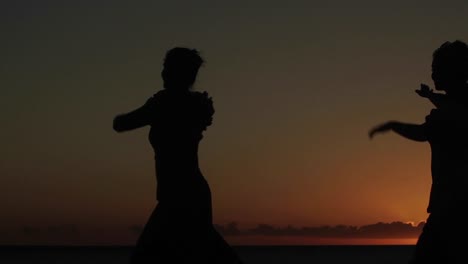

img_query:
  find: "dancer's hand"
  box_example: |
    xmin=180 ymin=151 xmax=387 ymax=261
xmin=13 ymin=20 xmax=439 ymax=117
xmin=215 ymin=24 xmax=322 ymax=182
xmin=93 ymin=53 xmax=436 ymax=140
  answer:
xmin=415 ymin=83 xmax=433 ymax=98
xmin=369 ymin=122 xmax=395 ymax=139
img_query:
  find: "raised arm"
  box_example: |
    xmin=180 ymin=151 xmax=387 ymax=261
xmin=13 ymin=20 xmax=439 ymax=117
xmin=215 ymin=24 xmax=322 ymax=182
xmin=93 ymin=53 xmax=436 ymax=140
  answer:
xmin=426 ymin=93 xmax=447 ymax=109
xmin=369 ymin=121 xmax=427 ymax=142
xmin=113 ymin=98 xmax=155 ymax=132
xmin=415 ymin=83 xmax=446 ymax=108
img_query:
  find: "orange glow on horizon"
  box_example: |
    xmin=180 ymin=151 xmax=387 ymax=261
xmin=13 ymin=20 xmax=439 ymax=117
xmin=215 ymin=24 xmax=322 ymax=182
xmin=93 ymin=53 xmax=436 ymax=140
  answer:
xmin=225 ymin=236 xmax=418 ymax=246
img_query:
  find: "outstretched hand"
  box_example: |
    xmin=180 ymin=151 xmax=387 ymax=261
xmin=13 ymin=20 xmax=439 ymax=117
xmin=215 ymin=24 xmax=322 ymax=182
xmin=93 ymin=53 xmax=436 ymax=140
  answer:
xmin=415 ymin=83 xmax=433 ymax=98
xmin=369 ymin=122 xmax=395 ymax=139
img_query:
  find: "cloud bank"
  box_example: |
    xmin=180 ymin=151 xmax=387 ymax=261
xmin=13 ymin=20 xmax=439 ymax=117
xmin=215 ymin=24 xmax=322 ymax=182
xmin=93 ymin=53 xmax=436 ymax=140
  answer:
xmin=214 ymin=221 xmax=425 ymax=238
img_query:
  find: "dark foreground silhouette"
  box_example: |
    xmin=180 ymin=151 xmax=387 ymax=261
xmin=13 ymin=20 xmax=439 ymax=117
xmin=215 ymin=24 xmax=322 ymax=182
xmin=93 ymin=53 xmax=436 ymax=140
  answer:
xmin=113 ymin=48 xmax=243 ymax=263
xmin=369 ymin=40 xmax=468 ymax=264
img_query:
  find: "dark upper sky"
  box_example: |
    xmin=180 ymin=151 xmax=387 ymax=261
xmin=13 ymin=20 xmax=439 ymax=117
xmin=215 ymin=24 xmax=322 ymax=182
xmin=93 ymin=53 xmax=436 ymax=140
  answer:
xmin=1 ymin=0 xmax=467 ymax=245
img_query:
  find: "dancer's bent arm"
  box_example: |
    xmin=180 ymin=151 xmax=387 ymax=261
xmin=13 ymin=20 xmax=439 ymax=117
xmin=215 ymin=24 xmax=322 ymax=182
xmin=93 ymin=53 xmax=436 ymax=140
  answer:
xmin=369 ymin=121 xmax=427 ymax=142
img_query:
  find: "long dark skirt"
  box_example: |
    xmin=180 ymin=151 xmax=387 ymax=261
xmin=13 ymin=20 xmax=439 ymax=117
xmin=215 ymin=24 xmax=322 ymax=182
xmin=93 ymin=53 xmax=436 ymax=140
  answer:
xmin=409 ymin=210 xmax=466 ymax=264
xmin=130 ymin=183 xmax=242 ymax=263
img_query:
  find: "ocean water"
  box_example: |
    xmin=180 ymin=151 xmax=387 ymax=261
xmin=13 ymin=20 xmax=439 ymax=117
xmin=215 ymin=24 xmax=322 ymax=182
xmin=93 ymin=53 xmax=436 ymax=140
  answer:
xmin=0 ymin=245 xmax=415 ymax=264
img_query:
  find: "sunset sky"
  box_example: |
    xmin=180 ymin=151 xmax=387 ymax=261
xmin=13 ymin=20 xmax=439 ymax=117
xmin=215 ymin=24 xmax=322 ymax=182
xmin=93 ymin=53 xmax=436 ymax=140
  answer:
xmin=1 ymin=0 xmax=467 ymax=245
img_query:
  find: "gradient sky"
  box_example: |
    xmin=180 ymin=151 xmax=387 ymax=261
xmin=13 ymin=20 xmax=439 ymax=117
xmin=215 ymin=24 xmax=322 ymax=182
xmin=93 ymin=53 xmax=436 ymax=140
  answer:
xmin=1 ymin=0 xmax=468 ymax=245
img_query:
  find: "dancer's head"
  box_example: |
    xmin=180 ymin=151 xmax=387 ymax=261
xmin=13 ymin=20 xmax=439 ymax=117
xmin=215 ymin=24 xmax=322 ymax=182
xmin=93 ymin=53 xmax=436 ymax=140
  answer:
xmin=162 ymin=47 xmax=204 ymax=90
xmin=432 ymin=40 xmax=468 ymax=92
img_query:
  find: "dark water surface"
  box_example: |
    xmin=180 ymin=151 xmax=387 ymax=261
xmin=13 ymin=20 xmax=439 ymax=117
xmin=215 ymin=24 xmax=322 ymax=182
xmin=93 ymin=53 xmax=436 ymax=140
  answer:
xmin=0 ymin=245 xmax=415 ymax=264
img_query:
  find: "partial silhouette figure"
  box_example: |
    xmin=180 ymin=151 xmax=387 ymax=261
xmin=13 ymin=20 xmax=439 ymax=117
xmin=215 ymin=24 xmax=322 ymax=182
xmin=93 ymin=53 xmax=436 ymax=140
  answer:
xmin=369 ymin=40 xmax=468 ymax=264
xmin=113 ymin=48 xmax=243 ymax=263
xmin=415 ymin=83 xmax=447 ymax=108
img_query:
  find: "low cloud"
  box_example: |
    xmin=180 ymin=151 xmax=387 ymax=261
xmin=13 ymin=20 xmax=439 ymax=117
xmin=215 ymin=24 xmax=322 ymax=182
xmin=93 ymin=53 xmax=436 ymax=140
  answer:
xmin=214 ymin=222 xmax=242 ymax=236
xmin=215 ymin=221 xmax=425 ymax=238
xmin=22 ymin=226 xmax=41 ymax=236
xmin=18 ymin=221 xmax=424 ymax=241
xmin=21 ymin=225 xmax=79 ymax=237
xmin=129 ymin=225 xmax=143 ymax=234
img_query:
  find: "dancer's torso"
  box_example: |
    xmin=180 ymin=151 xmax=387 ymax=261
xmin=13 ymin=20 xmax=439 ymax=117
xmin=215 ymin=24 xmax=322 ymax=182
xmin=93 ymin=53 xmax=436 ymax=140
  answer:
xmin=146 ymin=89 xmax=214 ymax=203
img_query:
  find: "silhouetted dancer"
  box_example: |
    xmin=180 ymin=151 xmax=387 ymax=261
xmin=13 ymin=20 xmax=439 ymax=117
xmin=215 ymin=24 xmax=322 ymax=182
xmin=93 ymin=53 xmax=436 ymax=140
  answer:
xmin=113 ymin=47 xmax=243 ymax=264
xmin=369 ymin=40 xmax=468 ymax=264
